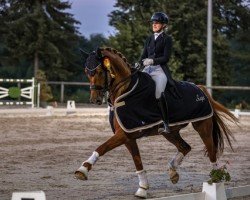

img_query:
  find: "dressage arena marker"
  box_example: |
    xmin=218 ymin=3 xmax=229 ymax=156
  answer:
xmin=148 ymin=183 xmax=250 ymax=200
xmin=46 ymin=106 xmax=54 ymax=116
xmin=11 ymin=191 xmax=46 ymax=200
xmin=0 ymin=78 xmax=39 ymax=108
xmin=232 ymin=109 xmax=250 ymax=118
xmin=66 ymin=100 xmax=76 ymax=114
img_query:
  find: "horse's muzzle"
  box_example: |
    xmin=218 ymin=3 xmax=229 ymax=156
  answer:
xmin=96 ymin=99 xmax=102 ymax=105
xmin=90 ymin=97 xmax=103 ymax=105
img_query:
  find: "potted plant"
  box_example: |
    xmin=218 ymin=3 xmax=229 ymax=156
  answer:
xmin=202 ymin=163 xmax=231 ymax=200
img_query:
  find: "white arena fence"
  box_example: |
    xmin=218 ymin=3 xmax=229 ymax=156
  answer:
xmin=149 ymin=183 xmax=250 ymax=200
xmin=0 ymin=78 xmax=40 ymax=108
xmin=10 ymin=183 xmax=250 ymax=200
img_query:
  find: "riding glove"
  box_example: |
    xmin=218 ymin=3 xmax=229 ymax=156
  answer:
xmin=143 ymin=58 xmax=154 ymax=66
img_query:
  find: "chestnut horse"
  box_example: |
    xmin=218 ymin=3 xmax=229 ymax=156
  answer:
xmin=75 ymin=47 xmax=237 ymax=198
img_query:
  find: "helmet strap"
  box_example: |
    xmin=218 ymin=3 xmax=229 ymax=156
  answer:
xmin=158 ymin=24 xmax=166 ymax=32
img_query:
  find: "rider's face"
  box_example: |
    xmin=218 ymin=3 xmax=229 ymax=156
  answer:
xmin=152 ymin=21 xmax=164 ymax=33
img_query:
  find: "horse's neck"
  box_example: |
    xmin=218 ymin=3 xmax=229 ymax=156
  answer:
xmin=113 ymin=65 xmax=131 ymax=79
xmin=109 ymin=79 xmax=131 ymax=104
xmin=110 ymin=62 xmax=131 ymax=101
xmin=101 ymin=48 xmax=132 ymax=101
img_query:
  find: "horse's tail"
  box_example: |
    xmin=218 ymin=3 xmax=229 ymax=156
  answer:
xmin=198 ymin=85 xmax=238 ymax=156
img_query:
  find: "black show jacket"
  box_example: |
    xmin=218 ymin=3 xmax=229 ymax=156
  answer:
xmin=140 ymin=32 xmax=174 ymax=86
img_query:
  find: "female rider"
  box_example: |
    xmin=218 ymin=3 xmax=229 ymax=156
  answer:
xmin=140 ymin=12 xmax=173 ymax=134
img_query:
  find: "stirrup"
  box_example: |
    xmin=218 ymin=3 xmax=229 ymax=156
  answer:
xmin=158 ymin=123 xmax=170 ymax=134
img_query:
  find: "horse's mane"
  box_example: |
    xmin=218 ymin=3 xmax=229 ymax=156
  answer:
xmin=99 ymin=47 xmax=131 ymax=71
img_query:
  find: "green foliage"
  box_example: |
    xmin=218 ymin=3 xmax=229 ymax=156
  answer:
xmin=215 ymin=28 xmax=250 ymax=107
xmin=36 ymin=70 xmax=53 ymax=102
xmin=68 ymin=88 xmax=90 ymax=104
xmin=208 ymin=165 xmax=231 ymax=184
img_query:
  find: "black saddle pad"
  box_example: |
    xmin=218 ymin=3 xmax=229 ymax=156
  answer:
xmin=112 ymin=71 xmax=213 ymax=133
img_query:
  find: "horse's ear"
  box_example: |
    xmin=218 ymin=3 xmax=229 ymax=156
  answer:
xmin=96 ymin=47 xmax=103 ymax=59
xmin=79 ymin=48 xmax=89 ymax=58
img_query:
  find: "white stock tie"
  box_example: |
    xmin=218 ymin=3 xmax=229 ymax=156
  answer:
xmin=154 ymin=33 xmax=160 ymax=40
xmin=154 ymin=31 xmax=163 ymax=40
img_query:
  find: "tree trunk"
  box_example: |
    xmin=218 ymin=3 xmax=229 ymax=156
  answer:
xmin=34 ymin=51 xmax=39 ymax=78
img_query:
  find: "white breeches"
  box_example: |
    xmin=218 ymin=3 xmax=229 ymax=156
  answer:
xmin=143 ymin=65 xmax=167 ymax=98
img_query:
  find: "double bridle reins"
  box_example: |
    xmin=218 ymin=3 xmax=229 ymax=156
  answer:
xmin=88 ymin=64 xmax=140 ymax=99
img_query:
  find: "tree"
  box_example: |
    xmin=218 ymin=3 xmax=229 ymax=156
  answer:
xmin=1 ymin=0 xmax=80 ymax=80
xmin=221 ymin=28 xmax=250 ymax=107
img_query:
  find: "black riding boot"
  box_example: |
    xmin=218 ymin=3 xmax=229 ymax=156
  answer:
xmin=157 ymin=92 xmax=170 ymax=134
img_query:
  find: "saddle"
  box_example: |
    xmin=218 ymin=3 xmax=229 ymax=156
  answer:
xmin=110 ymin=71 xmax=213 ymax=133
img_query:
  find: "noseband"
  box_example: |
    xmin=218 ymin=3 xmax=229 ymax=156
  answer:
xmin=87 ymin=66 xmax=110 ymax=94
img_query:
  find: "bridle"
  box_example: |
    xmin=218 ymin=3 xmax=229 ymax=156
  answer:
xmin=85 ymin=55 xmax=141 ymax=100
xmin=87 ymin=65 xmax=111 ymax=95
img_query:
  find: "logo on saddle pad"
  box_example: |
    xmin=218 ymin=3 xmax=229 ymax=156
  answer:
xmin=196 ymin=94 xmax=205 ymax=102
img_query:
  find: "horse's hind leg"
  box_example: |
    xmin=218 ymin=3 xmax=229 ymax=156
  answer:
xmin=125 ymin=139 xmax=149 ymax=198
xmin=162 ymin=125 xmax=191 ymax=184
xmin=192 ymin=118 xmax=217 ymax=168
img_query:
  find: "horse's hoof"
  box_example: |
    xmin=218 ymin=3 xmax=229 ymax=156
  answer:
xmin=74 ymin=171 xmax=87 ymax=180
xmin=135 ymin=187 xmax=147 ymax=199
xmin=74 ymin=165 xmax=88 ymax=180
xmin=170 ymin=172 xmax=179 ymax=184
xmin=168 ymin=168 xmax=179 ymax=184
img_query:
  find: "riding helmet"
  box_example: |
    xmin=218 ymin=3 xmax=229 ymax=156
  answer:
xmin=150 ymin=12 xmax=169 ymax=24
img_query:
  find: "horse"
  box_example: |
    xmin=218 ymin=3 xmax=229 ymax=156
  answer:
xmin=75 ymin=47 xmax=238 ymax=198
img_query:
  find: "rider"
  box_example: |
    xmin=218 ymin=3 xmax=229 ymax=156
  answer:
xmin=140 ymin=12 xmax=172 ymax=134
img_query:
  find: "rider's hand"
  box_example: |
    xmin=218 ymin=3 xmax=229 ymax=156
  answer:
xmin=143 ymin=58 xmax=154 ymax=66
xmin=134 ymin=62 xmax=140 ymax=68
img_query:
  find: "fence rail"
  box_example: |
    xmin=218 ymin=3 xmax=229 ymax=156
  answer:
xmin=207 ymin=86 xmax=250 ymax=90
xmin=46 ymin=81 xmax=250 ymax=103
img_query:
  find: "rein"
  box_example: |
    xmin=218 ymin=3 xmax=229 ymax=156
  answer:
xmin=88 ymin=65 xmax=140 ymax=99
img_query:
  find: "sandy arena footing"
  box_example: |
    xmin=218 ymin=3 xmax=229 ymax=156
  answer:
xmin=0 ymin=108 xmax=249 ymax=199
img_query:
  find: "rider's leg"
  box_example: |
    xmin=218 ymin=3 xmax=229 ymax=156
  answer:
xmin=157 ymin=93 xmax=170 ymax=133
xmin=150 ymin=67 xmax=170 ymax=133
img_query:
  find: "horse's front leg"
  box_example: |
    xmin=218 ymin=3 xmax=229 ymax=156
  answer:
xmin=162 ymin=127 xmax=191 ymax=184
xmin=125 ymin=139 xmax=149 ymax=198
xmin=75 ymin=127 xmax=129 ymax=180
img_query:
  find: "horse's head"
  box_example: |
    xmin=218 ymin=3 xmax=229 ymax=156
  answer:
xmin=84 ymin=50 xmax=106 ymax=104
xmin=84 ymin=47 xmax=132 ymax=105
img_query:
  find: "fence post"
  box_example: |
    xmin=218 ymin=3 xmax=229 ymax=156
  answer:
xmin=31 ymin=77 xmax=35 ymax=108
xmin=60 ymin=82 xmax=64 ymax=103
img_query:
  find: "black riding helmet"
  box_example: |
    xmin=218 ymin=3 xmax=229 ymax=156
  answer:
xmin=150 ymin=12 xmax=169 ymax=24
